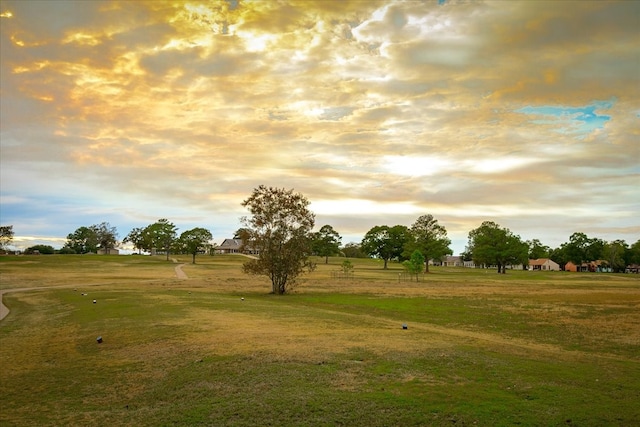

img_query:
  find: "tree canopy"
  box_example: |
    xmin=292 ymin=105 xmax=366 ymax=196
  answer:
xmin=467 ymin=221 xmax=528 ymax=273
xmin=361 ymin=225 xmax=411 ymax=269
xmin=179 ymin=227 xmax=213 ymax=264
xmin=240 ymin=185 xmax=316 ymax=294
xmin=146 ymin=219 xmax=178 ymax=260
xmin=406 ymin=214 xmax=452 ymax=272
xmin=311 ymin=224 xmax=342 ymax=264
xmin=1 ymin=225 xmax=15 ymax=252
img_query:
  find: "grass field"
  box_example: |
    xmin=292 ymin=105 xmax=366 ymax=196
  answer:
xmin=1 ymin=254 xmax=639 ymax=426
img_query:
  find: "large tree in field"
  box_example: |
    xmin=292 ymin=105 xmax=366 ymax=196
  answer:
xmin=179 ymin=227 xmax=213 ymax=264
xmin=240 ymin=185 xmax=316 ymax=295
xmin=312 ymin=224 xmax=342 ymax=264
xmin=0 ymin=225 xmax=14 ymax=251
xmin=146 ymin=219 xmax=178 ymax=261
xmin=64 ymin=226 xmax=99 ymax=254
xmin=406 ymin=214 xmax=452 ymax=273
xmin=467 ymin=221 xmax=528 ymax=274
xmin=361 ymin=225 xmax=411 ymax=269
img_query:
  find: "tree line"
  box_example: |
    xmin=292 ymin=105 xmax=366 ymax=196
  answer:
xmin=1 ymin=186 xmax=638 ymax=295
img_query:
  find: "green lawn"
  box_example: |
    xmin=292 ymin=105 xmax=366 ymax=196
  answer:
xmin=1 ymin=254 xmax=639 ymax=426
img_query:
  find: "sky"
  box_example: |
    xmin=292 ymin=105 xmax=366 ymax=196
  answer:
xmin=1 ymin=0 xmax=639 ymax=255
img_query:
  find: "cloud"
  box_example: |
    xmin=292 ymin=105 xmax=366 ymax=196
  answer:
xmin=1 ymin=0 xmax=638 ymax=254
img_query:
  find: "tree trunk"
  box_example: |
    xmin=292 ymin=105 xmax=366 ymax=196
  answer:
xmin=424 ymin=261 xmax=430 ymax=273
xmin=192 ymin=253 xmax=196 ymax=264
xmin=383 ymin=258 xmax=388 ymax=269
xmin=325 ymin=256 xmax=329 ymax=264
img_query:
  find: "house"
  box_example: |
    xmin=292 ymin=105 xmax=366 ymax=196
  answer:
xmin=626 ymin=264 xmax=640 ymax=274
xmin=442 ymin=256 xmax=463 ymax=267
xmin=215 ymin=239 xmax=259 ymax=255
xmin=565 ymin=260 xmax=610 ymax=272
xmin=528 ymin=258 xmax=560 ymax=271
xmin=97 ymin=248 xmax=119 ymax=255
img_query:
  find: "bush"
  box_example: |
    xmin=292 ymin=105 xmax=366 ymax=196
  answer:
xmin=24 ymin=245 xmax=56 ymax=255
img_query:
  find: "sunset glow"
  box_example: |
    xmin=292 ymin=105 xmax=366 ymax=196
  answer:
xmin=1 ymin=0 xmax=638 ymax=253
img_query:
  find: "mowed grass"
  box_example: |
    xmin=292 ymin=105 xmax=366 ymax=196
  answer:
xmin=1 ymin=255 xmax=639 ymax=426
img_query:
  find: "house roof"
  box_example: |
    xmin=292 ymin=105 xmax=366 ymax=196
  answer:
xmin=217 ymin=239 xmax=243 ymax=249
xmin=529 ymin=258 xmax=552 ymax=266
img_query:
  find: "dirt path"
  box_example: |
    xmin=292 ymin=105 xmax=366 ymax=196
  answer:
xmin=171 ymin=258 xmax=188 ymax=279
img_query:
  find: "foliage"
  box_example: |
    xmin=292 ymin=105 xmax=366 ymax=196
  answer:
xmin=361 ymin=225 xmax=411 ymax=269
xmin=24 ymin=244 xmax=55 ymax=254
xmin=63 ymin=223 xmax=118 ymax=254
xmin=64 ymin=226 xmax=99 ymax=254
xmin=0 ymin=225 xmax=14 ymax=251
xmin=527 ymin=239 xmax=550 ymax=259
xmin=467 ymin=221 xmax=528 ymax=273
xmin=402 ymin=250 xmax=425 ymax=281
xmin=178 ymin=227 xmax=213 ymax=264
xmin=93 ymin=222 xmax=119 ymax=254
xmin=341 ymin=259 xmax=354 ymax=274
xmin=342 ymin=242 xmax=365 ymax=258
xmin=145 ymin=219 xmax=178 ymax=261
xmin=405 ymin=214 xmax=452 ymax=272
xmin=123 ymin=227 xmax=148 ymax=254
xmin=240 ymin=185 xmax=316 ymax=294
xmin=563 ymin=232 xmax=606 ymax=265
xmin=628 ymin=239 xmax=640 ymax=265
xmin=603 ymin=240 xmax=628 ymax=272
xmin=311 ymin=224 xmax=342 ymax=264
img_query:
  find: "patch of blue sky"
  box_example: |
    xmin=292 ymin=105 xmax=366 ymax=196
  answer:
xmin=516 ymin=99 xmax=615 ymax=138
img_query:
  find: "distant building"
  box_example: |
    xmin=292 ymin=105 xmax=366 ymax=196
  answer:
xmin=215 ymin=239 xmax=259 ymax=255
xmin=565 ymin=260 xmax=611 ymax=272
xmin=528 ymin=258 xmax=560 ymax=271
xmin=97 ymin=248 xmax=119 ymax=255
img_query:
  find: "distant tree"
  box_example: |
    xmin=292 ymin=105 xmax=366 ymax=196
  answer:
xmin=586 ymin=237 xmax=605 ymax=262
xmin=240 ymin=185 xmax=316 ymax=294
xmin=549 ymin=244 xmax=570 ymax=270
xmin=467 ymin=221 xmax=528 ymax=274
xmin=233 ymin=228 xmax=252 ymax=240
xmin=312 ymin=224 xmax=342 ymax=264
xmin=405 ymin=214 xmax=452 ymax=273
xmin=403 ymin=250 xmax=425 ymax=281
xmin=361 ymin=225 xmax=411 ymax=269
xmin=179 ymin=227 xmax=213 ymax=264
xmin=603 ymin=240 xmax=628 ymax=272
xmin=0 ymin=225 xmax=14 ymax=251
xmin=64 ymin=226 xmax=98 ymax=254
xmin=92 ymin=222 xmax=118 ymax=254
xmin=123 ymin=227 xmax=148 ymax=254
xmin=564 ymin=232 xmax=591 ymax=265
xmin=146 ymin=219 xmax=178 ymax=261
xmin=25 ymin=244 xmax=55 ymax=255
xmin=627 ymin=239 xmax=640 ymax=266
xmin=527 ymin=239 xmax=550 ymax=259
xmin=58 ymin=247 xmax=76 ymax=254
xmin=342 ymin=242 xmax=365 ymax=258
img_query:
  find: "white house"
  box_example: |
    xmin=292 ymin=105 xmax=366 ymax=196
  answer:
xmin=528 ymin=258 xmax=560 ymax=271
